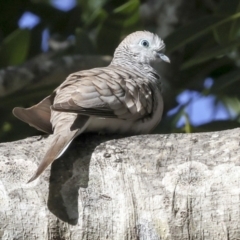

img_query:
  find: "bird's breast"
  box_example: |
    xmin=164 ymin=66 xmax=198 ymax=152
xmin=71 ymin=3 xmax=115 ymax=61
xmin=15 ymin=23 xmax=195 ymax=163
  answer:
xmin=86 ymin=90 xmax=163 ymax=135
xmin=86 ymin=117 xmax=145 ymax=135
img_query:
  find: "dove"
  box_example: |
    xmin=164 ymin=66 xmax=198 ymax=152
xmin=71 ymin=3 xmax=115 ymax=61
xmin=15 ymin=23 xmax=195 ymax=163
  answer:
xmin=13 ymin=31 xmax=170 ymax=182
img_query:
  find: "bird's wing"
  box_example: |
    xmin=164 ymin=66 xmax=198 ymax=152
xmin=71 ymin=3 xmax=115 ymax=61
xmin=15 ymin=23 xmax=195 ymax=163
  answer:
xmin=12 ymin=94 xmax=55 ymax=134
xmin=52 ymin=67 xmax=153 ymax=121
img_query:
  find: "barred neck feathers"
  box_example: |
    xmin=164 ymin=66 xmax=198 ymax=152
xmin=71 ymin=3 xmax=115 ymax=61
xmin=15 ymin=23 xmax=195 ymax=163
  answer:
xmin=111 ymin=46 xmax=159 ymax=81
xmin=110 ymin=31 xmax=168 ymax=81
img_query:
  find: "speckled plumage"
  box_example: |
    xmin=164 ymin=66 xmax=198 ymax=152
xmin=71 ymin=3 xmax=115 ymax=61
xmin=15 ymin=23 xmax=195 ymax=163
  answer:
xmin=13 ymin=31 xmax=170 ymax=182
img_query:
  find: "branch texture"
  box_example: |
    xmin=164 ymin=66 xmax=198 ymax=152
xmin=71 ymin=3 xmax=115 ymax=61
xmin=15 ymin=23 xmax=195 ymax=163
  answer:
xmin=0 ymin=54 xmax=111 ymax=97
xmin=0 ymin=130 xmax=240 ymax=239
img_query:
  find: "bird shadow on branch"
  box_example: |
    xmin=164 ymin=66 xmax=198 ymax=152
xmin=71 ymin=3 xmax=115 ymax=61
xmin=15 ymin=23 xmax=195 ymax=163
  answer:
xmin=47 ymin=133 xmax=123 ymax=225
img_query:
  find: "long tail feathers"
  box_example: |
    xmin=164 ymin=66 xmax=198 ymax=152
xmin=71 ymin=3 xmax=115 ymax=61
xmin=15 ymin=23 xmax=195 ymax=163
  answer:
xmin=13 ymin=95 xmax=54 ymax=134
xmin=28 ymin=130 xmax=79 ymax=183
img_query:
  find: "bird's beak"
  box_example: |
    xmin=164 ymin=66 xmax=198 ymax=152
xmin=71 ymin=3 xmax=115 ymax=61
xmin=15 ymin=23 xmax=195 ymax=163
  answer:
xmin=158 ymin=53 xmax=170 ymax=63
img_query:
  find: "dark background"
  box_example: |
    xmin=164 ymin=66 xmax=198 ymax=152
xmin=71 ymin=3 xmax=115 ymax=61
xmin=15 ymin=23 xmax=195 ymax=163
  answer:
xmin=1 ymin=0 xmax=240 ymax=142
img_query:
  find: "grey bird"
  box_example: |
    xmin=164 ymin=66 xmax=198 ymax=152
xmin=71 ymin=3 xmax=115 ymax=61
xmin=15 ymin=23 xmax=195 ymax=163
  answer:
xmin=13 ymin=31 xmax=170 ymax=182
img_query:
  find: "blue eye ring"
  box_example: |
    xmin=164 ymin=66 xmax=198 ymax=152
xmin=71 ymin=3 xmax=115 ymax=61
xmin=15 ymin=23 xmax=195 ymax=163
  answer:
xmin=140 ymin=40 xmax=150 ymax=48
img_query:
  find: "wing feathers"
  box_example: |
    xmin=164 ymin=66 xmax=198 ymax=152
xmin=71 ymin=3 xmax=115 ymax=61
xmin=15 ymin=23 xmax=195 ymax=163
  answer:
xmin=52 ymin=67 xmax=153 ymax=120
xmin=99 ymin=95 xmax=123 ymax=109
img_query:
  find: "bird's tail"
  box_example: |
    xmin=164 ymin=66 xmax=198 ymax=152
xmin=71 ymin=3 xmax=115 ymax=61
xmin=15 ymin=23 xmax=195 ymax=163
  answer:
xmin=28 ymin=130 xmax=79 ymax=183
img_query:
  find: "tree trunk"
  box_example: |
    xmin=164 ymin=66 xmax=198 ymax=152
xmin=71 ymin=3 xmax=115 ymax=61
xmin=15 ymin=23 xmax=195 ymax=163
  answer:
xmin=1 ymin=129 xmax=240 ymax=239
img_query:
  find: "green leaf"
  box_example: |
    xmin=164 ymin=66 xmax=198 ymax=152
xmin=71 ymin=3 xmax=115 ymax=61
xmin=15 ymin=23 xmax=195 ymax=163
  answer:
xmin=193 ymin=120 xmax=240 ymax=132
xmin=83 ymin=8 xmax=108 ymax=28
xmin=96 ymin=0 xmax=140 ymax=54
xmin=114 ymin=1 xmax=140 ymax=28
xmin=0 ymin=29 xmax=30 ymax=67
xmin=183 ymin=111 xmax=192 ymax=133
xmin=214 ymin=0 xmax=240 ymax=43
xmin=219 ymin=95 xmax=240 ymax=115
xmin=181 ymin=38 xmax=240 ymax=70
xmin=165 ymin=12 xmax=240 ymax=53
xmin=78 ymin=0 xmax=108 ymax=12
xmin=153 ymin=106 xmax=185 ymax=134
xmin=78 ymin=0 xmax=109 ymax=24
xmin=210 ymin=69 xmax=240 ymax=93
xmin=75 ymin=28 xmax=95 ymax=54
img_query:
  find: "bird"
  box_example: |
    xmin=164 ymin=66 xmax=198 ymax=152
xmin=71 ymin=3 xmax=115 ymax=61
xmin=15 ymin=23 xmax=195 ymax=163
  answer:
xmin=13 ymin=31 xmax=170 ymax=183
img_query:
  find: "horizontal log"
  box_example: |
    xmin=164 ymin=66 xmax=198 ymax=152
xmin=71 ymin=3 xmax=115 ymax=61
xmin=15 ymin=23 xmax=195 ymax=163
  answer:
xmin=0 ymin=129 xmax=240 ymax=239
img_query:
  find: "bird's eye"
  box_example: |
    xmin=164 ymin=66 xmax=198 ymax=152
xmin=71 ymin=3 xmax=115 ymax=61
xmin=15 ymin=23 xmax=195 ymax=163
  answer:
xmin=140 ymin=40 xmax=150 ymax=48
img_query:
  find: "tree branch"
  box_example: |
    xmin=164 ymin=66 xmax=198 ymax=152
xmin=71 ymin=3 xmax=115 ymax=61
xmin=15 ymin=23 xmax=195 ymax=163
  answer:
xmin=1 ymin=129 xmax=240 ymax=239
xmin=0 ymin=54 xmax=111 ymax=97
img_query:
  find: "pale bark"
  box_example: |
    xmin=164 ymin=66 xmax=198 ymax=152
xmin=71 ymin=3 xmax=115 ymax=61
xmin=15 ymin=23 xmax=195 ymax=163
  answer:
xmin=0 ymin=129 xmax=240 ymax=239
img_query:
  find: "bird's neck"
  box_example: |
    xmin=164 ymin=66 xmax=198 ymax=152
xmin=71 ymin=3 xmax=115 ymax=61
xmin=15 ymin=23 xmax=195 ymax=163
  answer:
xmin=110 ymin=59 xmax=160 ymax=82
xmin=110 ymin=46 xmax=161 ymax=83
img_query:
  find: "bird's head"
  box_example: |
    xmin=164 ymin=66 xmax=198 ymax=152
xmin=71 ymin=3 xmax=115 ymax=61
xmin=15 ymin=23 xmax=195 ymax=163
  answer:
xmin=112 ymin=31 xmax=170 ymax=66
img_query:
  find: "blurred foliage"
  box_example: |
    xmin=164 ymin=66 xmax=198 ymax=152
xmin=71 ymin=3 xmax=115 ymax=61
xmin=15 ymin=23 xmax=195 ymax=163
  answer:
xmin=163 ymin=0 xmax=240 ymax=134
xmin=0 ymin=29 xmax=30 ymax=67
xmin=1 ymin=0 xmax=240 ymax=142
